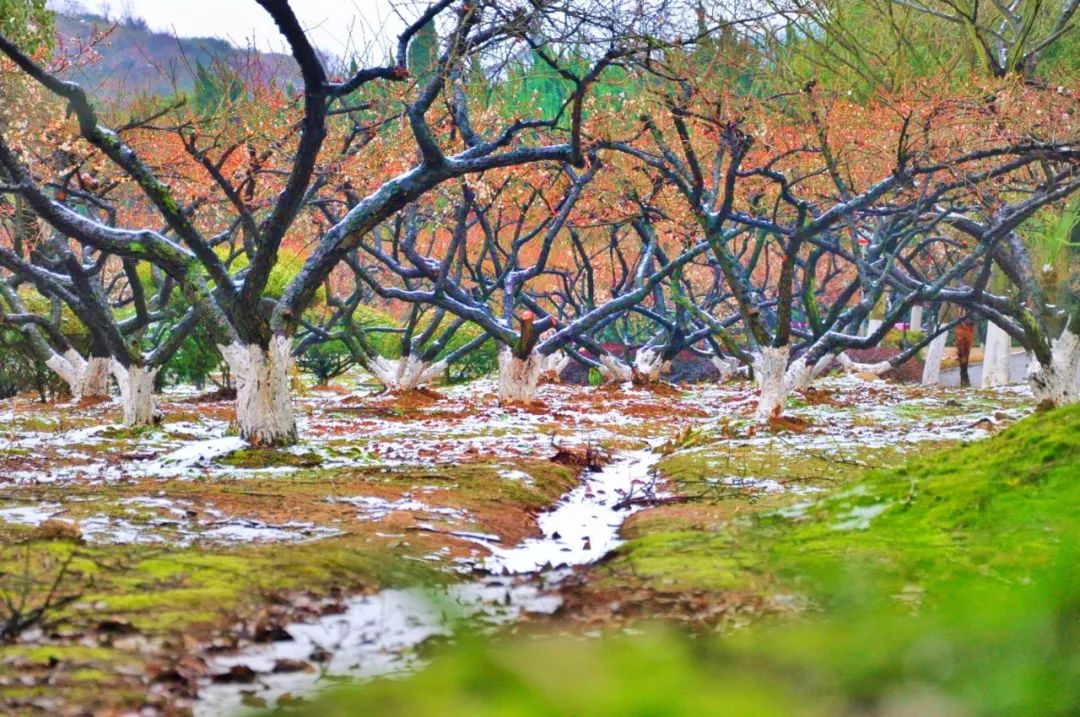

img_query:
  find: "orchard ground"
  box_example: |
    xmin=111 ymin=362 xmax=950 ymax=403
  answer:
xmin=0 ymin=370 xmax=1063 ymax=716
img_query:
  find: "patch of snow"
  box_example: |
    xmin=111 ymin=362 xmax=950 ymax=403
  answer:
xmin=485 ymin=449 xmax=660 ymax=574
xmin=335 ymin=496 xmax=466 ymax=522
xmin=832 ymin=503 xmax=891 ymax=531
xmin=0 ymin=503 xmax=62 ymax=526
xmin=138 ymin=436 xmax=247 ymax=477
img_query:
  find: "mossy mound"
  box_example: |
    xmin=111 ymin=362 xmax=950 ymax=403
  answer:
xmin=216 ymin=448 xmax=323 ymax=469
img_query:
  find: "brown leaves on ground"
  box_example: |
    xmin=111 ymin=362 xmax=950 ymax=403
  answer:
xmin=555 ymin=575 xmax=772 ymax=631
xmin=799 ymin=386 xmax=848 ymax=408
xmin=551 ymin=445 xmax=611 ymax=471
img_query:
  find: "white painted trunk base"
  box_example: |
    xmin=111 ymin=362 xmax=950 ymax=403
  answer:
xmin=631 ymin=347 xmax=670 ymax=384
xmin=709 ymin=356 xmax=739 ymax=382
xmin=46 ymin=349 xmax=88 ymax=399
xmin=1027 ymin=329 xmax=1080 ymax=407
xmin=909 ymin=305 xmax=924 ymax=332
xmin=110 ymin=360 xmax=160 ymax=426
xmin=837 ymin=352 xmax=893 ymax=376
xmin=922 ymin=332 xmax=947 ymax=385
xmin=220 ymin=337 xmax=297 ymax=446
xmin=541 ymin=352 xmax=571 ymax=383
xmin=785 ymin=357 xmax=812 ymax=393
xmin=367 ymin=354 xmax=447 ymax=391
xmin=45 ymin=350 xmax=112 ymax=400
xmin=754 ymin=346 xmax=790 ymax=420
xmin=82 ymin=357 xmax=112 ymax=397
xmin=598 ymin=355 xmax=633 ymax=383
xmin=981 ymin=323 xmax=1012 ymax=388
xmin=598 ymin=349 xmax=671 ymax=385
xmin=497 ymin=347 xmax=547 ymax=402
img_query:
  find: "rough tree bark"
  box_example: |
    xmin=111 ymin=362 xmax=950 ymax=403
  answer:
xmin=110 ymin=359 xmax=159 ymax=426
xmin=1027 ymin=329 xmax=1079 ymax=407
xmin=497 ymin=346 xmax=548 ymax=402
xmin=219 ymin=335 xmax=297 ymax=446
xmin=756 ymin=347 xmax=799 ymax=421
xmin=82 ymin=355 xmax=111 ymax=397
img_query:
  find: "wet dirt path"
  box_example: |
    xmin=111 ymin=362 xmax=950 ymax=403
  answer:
xmin=194 ymin=449 xmax=662 ymax=715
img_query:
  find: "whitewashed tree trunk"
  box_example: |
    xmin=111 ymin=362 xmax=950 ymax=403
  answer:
xmin=367 ymin=354 xmax=447 ymax=391
xmin=597 ymin=349 xmax=671 ymax=384
xmin=110 ymin=360 xmax=159 ymax=426
xmin=922 ymin=332 xmax=947 ymax=385
xmin=219 ymin=335 xmax=297 ymax=446
xmin=785 ymin=356 xmax=812 ymax=393
xmin=631 ymin=347 xmax=671 ymax=383
xmin=44 ymin=350 xmax=111 ymax=400
xmin=754 ymin=346 xmax=791 ymax=419
xmin=909 ymin=305 xmax=924 ymax=332
xmin=710 ymin=356 xmax=739 ymax=382
xmin=981 ymin=322 xmax=1012 ymax=388
xmin=541 ymin=351 xmax=571 ymax=382
xmin=789 ymin=353 xmax=830 ymax=392
xmin=598 ymin=355 xmax=633 ymax=383
xmin=1027 ymin=329 xmax=1080 ymax=407
xmin=45 ymin=348 xmax=88 ymax=399
xmin=865 ymin=318 xmax=883 ymax=337
xmin=82 ymin=356 xmax=112 ymax=397
xmin=497 ymin=347 xmax=546 ymax=402
xmin=837 ymin=352 xmax=893 ymax=376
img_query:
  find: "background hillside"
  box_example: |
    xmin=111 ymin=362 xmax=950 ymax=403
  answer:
xmin=53 ymin=12 xmax=300 ymax=100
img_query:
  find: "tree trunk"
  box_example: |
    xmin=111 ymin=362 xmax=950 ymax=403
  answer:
xmin=922 ymin=332 xmax=947 ymax=385
xmin=837 ymin=352 xmax=893 ymax=376
xmin=981 ymin=322 xmax=1011 ymax=388
xmin=598 ymin=355 xmax=633 ymax=383
xmin=497 ymin=346 xmax=546 ymax=402
xmin=754 ymin=346 xmax=791 ymax=419
xmin=631 ymin=347 xmax=670 ymax=384
xmin=710 ymin=356 xmax=739 ymax=382
xmin=111 ymin=360 xmax=160 ymax=426
xmin=44 ymin=349 xmax=112 ymax=400
xmin=219 ymin=335 xmax=297 ymax=447
xmin=909 ymin=305 xmax=924 ymax=332
xmin=1027 ymin=329 xmax=1079 ymax=407
xmin=788 ymin=353 xmax=830 ymax=392
xmin=82 ymin=356 xmax=112 ymax=397
xmin=45 ymin=348 xmax=88 ymax=399
xmin=367 ymin=354 xmax=447 ymax=391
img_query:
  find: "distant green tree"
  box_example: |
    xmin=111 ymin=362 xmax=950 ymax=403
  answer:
xmin=192 ymin=59 xmax=245 ymax=115
xmin=407 ymin=16 xmax=438 ymax=87
xmin=0 ymin=0 xmax=52 ymax=54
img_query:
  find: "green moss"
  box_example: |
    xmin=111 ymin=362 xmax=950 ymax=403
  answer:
xmin=0 ymin=645 xmax=123 ymax=664
xmin=607 ymin=402 xmax=1080 ymax=603
xmin=217 ymin=448 xmax=323 ymax=468
xmin=97 ymin=424 xmax=163 ymax=440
